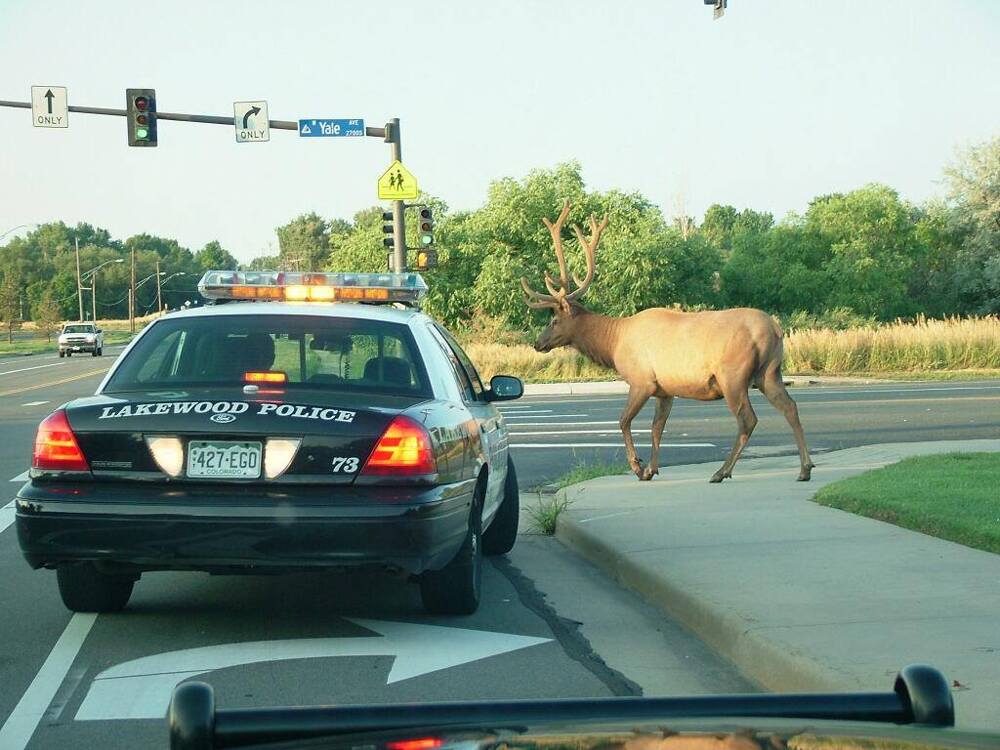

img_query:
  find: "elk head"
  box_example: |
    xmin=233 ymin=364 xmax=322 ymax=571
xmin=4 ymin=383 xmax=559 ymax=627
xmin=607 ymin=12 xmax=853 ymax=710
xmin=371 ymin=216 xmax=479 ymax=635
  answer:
xmin=521 ymin=200 xmax=609 ymax=352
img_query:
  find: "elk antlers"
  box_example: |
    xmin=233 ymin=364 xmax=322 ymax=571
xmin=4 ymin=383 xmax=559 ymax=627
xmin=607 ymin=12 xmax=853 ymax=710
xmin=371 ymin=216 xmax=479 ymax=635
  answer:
xmin=521 ymin=200 xmax=608 ymax=309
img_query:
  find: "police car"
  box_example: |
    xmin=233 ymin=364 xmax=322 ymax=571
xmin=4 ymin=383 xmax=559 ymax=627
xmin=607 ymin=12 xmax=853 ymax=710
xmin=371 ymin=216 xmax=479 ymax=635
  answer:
xmin=15 ymin=271 xmax=524 ymax=615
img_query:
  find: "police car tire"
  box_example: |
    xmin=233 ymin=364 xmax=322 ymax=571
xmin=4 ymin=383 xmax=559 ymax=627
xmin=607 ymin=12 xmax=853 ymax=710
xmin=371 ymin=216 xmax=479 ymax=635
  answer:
xmin=420 ymin=488 xmax=483 ymax=615
xmin=56 ymin=564 xmax=135 ymax=613
xmin=483 ymin=456 xmax=519 ymax=556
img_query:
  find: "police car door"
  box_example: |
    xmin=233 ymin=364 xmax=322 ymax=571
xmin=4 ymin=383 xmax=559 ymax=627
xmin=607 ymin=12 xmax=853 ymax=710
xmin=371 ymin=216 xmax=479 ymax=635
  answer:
xmin=428 ymin=325 xmax=507 ymax=520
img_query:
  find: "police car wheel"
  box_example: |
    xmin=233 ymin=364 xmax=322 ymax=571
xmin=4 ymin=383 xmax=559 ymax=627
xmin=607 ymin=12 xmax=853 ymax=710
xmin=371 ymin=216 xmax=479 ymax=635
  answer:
xmin=483 ymin=456 xmax=519 ymax=556
xmin=56 ymin=563 xmax=135 ymax=613
xmin=420 ymin=486 xmax=483 ymax=615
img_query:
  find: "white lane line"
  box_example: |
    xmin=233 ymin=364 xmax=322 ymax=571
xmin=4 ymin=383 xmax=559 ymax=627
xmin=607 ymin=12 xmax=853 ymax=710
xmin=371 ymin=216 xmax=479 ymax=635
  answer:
xmin=0 ymin=500 xmax=14 ymax=534
xmin=0 ymin=362 xmax=66 ymax=377
xmin=0 ymin=613 xmax=98 ymax=750
xmin=496 ymin=409 xmax=553 ymax=415
xmin=504 ymin=414 xmax=587 ymax=420
xmin=10 ymin=471 xmax=29 ymax=482
xmin=495 ymin=405 xmax=539 ymax=411
xmin=22 ymin=400 xmax=50 ymax=407
xmin=509 ymin=420 xmax=621 ymax=427
xmin=514 ymin=428 xmax=653 ymax=436
xmin=512 ymin=442 xmax=716 ymax=449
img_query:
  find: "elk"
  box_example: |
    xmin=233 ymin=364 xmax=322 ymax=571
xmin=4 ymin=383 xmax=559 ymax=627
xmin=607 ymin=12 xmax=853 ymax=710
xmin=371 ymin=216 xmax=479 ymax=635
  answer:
xmin=521 ymin=201 xmax=814 ymax=483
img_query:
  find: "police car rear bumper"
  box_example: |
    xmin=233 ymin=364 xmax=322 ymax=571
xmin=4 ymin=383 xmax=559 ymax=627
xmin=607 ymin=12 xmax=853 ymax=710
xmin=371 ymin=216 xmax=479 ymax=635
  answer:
xmin=15 ymin=480 xmax=474 ymax=575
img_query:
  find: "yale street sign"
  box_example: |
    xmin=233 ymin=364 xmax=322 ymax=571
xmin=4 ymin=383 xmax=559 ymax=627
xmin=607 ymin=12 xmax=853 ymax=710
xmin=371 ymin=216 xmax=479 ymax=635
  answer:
xmin=378 ymin=160 xmax=418 ymax=200
xmin=31 ymin=86 xmax=67 ymax=128
xmin=298 ymin=118 xmax=365 ymax=138
xmin=233 ymin=101 xmax=269 ymax=143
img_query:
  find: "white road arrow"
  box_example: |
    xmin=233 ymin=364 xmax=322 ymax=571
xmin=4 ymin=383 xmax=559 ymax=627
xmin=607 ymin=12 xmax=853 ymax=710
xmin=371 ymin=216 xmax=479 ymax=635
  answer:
xmin=75 ymin=618 xmax=550 ymax=721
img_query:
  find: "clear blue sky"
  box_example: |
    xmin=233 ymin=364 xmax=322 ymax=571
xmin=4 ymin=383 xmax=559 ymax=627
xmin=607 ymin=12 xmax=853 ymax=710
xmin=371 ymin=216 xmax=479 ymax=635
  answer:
xmin=1 ymin=0 xmax=998 ymax=262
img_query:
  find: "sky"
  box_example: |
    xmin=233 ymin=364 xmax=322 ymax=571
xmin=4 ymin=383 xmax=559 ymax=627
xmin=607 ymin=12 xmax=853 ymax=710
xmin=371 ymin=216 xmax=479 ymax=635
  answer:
xmin=1 ymin=0 xmax=998 ymax=263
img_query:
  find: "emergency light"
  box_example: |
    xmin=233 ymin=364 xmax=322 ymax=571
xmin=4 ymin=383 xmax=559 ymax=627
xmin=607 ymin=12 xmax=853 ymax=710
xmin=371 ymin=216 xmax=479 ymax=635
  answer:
xmin=197 ymin=271 xmax=428 ymax=305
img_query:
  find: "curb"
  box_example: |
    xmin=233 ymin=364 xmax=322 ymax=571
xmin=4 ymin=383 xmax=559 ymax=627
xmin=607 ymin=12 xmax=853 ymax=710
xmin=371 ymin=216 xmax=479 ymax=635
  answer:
xmin=554 ymin=513 xmax=847 ymax=693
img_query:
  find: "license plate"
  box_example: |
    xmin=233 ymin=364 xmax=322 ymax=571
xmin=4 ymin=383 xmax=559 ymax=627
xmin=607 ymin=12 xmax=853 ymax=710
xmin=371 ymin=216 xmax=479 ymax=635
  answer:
xmin=186 ymin=441 xmax=262 ymax=479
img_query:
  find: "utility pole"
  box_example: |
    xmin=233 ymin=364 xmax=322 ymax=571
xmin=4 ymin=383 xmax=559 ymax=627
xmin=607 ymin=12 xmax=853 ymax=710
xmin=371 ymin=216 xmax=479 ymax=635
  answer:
xmin=91 ymin=277 xmax=97 ymax=323
xmin=75 ymin=238 xmax=84 ymax=322
xmin=155 ymin=260 xmax=163 ymax=315
xmin=130 ymin=248 xmax=136 ymax=333
xmin=388 ymin=117 xmax=407 ymax=273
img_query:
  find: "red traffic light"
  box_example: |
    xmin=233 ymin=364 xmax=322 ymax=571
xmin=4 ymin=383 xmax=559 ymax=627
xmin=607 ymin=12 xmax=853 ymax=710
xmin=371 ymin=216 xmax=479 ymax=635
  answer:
xmin=134 ymin=96 xmax=149 ymax=111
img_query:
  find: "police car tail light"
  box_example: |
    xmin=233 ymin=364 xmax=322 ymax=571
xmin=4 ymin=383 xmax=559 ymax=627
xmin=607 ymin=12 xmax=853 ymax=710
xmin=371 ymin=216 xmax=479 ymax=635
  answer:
xmin=146 ymin=436 xmax=184 ymax=477
xmin=361 ymin=415 xmax=436 ymax=476
xmin=264 ymin=438 xmax=301 ymax=479
xmin=386 ymin=739 xmax=443 ymax=750
xmin=244 ymin=371 xmax=287 ymax=384
xmin=198 ymin=270 xmax=428 ymax=304
xmin=33 ymin=410 xmax=90 ymax=472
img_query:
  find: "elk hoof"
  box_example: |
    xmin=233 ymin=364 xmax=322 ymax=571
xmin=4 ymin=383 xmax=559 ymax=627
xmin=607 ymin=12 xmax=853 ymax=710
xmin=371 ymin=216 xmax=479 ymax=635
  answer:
xmin=639 ymin=466 xmax=658 ymax=481
xmin=797 ymin=468 xmax=812 ymax=482
xmin=709 ymin=472 xmax=726 ymax=484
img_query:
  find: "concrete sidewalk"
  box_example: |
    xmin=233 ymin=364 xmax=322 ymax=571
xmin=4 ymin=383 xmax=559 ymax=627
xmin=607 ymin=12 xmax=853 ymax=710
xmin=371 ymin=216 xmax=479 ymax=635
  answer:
xmin=553 ymin=439 xmax=1000 ymax=729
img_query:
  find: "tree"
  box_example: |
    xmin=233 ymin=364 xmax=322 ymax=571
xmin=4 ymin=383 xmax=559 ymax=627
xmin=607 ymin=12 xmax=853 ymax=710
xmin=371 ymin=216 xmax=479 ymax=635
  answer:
xmin=194 ymin=240 xmax=238 ymax=271
xmin=944 ymin=136 xmax=1000 ymax=313
xmin=34 ymin=290 xmax=64 ymax=342
xmin=276 ymin=213 xmax=331 ymax=271
xmin=0 ymin=268 xmax=23 ymax=343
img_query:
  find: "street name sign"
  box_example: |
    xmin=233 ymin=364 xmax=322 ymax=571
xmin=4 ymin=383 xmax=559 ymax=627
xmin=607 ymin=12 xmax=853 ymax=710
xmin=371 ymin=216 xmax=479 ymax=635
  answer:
xmin=31 ymin=86 xmax=67 ymax=128
xmin=378 ymin=160 xmax=418 ymax=200
xmin=298 ymin=118 xmax=365 ymax=137
xmin=233 ymin=100 xmax=269 ymax=143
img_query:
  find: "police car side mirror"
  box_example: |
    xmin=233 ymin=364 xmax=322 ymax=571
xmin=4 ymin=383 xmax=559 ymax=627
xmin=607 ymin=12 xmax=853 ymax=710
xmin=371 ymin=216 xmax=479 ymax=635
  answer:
xmin=485 ymin=375 xmax=523 ymax=402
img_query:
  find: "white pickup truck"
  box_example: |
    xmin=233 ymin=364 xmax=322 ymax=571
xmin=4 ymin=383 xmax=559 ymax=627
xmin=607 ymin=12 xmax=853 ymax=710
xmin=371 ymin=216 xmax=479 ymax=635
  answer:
xmin=57 ymin=322 xmax=104 ymax=357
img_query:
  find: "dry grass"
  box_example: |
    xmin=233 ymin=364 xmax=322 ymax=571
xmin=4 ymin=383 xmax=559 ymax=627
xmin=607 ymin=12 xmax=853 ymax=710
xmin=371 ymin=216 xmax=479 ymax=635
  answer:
xmin=467 ymin=316 xmax=1000 ymax=382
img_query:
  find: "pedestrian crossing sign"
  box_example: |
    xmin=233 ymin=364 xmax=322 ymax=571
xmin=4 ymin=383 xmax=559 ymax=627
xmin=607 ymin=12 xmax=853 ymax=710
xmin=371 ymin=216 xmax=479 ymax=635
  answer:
xmin=378 ymin=160 xmax=418 ymax=200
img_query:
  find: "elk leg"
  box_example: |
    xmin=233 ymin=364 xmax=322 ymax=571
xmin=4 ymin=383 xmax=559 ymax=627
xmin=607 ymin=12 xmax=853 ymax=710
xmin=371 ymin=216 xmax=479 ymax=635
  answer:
xmin=710 ymin=388 xmax=758 ymax=483
xmin=760 ymin=368 xmax=815 ymax=481
xmin=620 ymin=384 xmax=655 ymax=479
xmin=641 ymin=395 xmax=674 ymax=480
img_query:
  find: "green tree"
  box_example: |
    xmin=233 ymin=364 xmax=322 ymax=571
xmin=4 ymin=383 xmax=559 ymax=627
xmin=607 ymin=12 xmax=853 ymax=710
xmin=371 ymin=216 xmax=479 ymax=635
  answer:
xmin=276 ymin=212 xmax=331 ymax=271
xmin=194 ymin=240 xmax=238 ymax=271
xmin=33 ymin=289 xmax=64 ymax=341
xmin=944 ymin=136 xmax=1000 ymax=313
xmin=0 ymin=268 xmax=23 ymax=343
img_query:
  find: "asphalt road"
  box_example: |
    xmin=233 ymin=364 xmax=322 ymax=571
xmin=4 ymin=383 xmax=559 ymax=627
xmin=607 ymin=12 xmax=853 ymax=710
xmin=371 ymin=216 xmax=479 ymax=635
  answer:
xmin=0 ymin=352 xmax=752 ymax=750
xmin=503 ymin=382 xmax=1000 ymax=487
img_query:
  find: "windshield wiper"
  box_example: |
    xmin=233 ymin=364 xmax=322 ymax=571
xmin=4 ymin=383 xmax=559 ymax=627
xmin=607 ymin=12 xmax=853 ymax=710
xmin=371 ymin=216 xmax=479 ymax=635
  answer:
xmin=168 ymin=663 xmax=953 ymax=750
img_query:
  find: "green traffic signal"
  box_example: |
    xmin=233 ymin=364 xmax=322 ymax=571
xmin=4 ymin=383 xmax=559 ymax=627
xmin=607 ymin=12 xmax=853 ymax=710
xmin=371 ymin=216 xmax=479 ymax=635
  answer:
xmin=135 ymin=127 xmax=148 ymax=139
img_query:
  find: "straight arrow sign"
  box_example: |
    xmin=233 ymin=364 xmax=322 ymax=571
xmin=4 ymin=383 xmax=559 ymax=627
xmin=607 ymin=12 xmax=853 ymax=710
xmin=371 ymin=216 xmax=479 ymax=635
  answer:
xmin=75 ymin=619 xmax=550 ymax=720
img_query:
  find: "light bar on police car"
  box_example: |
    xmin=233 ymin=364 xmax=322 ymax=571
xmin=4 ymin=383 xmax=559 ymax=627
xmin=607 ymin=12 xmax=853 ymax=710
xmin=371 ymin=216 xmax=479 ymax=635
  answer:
xmin=197 ymin=271 xmax=428 ymax=304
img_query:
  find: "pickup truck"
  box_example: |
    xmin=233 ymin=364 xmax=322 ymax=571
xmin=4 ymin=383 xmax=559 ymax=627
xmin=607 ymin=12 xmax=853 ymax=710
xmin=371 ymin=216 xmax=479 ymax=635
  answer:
xmin=58 ymin=322 xmax=104 ymax=357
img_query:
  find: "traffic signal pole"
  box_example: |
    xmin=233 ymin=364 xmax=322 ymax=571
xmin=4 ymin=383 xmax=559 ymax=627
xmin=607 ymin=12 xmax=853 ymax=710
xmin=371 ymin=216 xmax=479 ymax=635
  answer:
xmin=387 ymin=118 xmax=407 ymax=274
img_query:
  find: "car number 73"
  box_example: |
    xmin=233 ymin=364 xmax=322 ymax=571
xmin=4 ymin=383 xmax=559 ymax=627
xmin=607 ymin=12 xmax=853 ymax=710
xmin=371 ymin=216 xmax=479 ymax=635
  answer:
xmin=331 ymin=456 xmax=360 ymax=473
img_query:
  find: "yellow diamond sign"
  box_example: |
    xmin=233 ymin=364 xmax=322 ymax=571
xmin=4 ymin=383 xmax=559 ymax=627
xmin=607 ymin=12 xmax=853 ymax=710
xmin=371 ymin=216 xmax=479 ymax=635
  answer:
xmin=377 ymin=160 xmax=418 ymax=200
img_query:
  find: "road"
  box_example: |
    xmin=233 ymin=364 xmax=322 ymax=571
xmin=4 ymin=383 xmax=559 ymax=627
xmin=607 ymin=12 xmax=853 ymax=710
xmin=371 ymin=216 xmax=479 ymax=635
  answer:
xmin=504 ymin=382 xmax=1000 ymax=487
xmin=1 ymin=352 xmax=998 ymax=748
xmin=0 ymin=352 xmax=751 ymax=750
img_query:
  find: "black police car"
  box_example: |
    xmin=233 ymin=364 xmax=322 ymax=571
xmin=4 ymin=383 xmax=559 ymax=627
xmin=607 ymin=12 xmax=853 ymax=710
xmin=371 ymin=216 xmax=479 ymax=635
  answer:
xmin=15 ymin=271 xmax=524 ymax=616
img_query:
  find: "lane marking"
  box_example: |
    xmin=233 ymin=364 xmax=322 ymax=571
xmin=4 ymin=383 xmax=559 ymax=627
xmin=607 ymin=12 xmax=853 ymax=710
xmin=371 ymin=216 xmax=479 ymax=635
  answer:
xmin=0 ymin=613 xmax=98 ymax=750
xmin=10 ymin=471 xmax=29 ymax=482
xmin=0 ymin=362 xmax=66 ymax=377
xmin=504 ymin=414 xmax=587 ymax=420
xmin=0 ymin=500 xmax=14 ymax=534
xmin=509 ymin=420 xmax=622 ymax=427
xmin=22 ymin=400 xmax=49 ymax=407
xmin=514 ymin=428 xmax=653 ymax=436
xmin=512 ymin=442 xmax=716 ymax=449
xmin=76 ymin=619 xmax=550 ymax=721
xmin=0 ymin=368 xmax=110 ymax=398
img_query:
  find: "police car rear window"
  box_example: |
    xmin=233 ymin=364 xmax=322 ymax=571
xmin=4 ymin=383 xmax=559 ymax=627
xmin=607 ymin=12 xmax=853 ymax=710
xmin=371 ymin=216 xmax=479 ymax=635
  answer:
xmin=104 ymin=315 xmax=431 ymax=397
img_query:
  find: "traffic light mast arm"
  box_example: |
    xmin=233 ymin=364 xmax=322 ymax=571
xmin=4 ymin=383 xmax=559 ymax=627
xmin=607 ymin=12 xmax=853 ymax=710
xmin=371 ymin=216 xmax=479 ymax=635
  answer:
xmin=0 ymin=99 xmax=387 ymax=136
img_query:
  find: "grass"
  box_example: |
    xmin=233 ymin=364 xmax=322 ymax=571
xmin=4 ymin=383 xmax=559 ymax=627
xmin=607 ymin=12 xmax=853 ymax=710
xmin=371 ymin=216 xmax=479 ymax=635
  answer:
xmin=813 ymin=452 xmax=1000 ymax=554
xmin=466 ymin=316 xmax=1000 ymax=382
xmin=526 ymin=460 xmax=628 ymax=536
xmin=0 ymin=330 xmax=135 ymax=356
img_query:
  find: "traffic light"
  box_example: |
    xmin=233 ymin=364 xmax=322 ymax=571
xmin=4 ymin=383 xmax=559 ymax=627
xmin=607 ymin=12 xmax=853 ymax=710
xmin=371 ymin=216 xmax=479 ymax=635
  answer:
xmin=415 ymin=248 xmax=438 ymax=270
xmin=382 ymin=210 xmax=394 ymax=249
xmin=418 ymin=207 xmax=434 ymax=246
xmin=126 ymin=88 xmax=157 ymax=147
